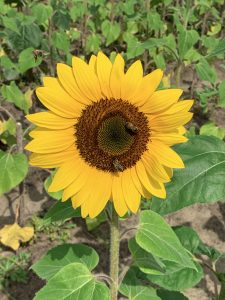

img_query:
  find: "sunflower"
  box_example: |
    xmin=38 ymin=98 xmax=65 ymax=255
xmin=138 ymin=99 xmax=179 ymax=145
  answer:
xmin=25 ymin=52 xmax=193 ymax=218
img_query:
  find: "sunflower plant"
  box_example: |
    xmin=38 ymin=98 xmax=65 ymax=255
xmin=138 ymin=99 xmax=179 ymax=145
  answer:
xmin=22 ymin=52 xmax=225 ymax=300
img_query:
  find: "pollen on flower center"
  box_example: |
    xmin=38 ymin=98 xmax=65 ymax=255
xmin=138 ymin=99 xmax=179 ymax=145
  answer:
xmin=75 ymin=98 xmax=150 ymax=172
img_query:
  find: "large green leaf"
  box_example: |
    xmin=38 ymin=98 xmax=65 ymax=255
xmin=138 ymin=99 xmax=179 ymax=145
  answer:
xmin=34 ymin=262 xmax=109 ymax=300
xmin=32 ymin=244 xmax=99 ymax=280
xmin=119 ymin=268 xmax=160 ymax=300
xmin=44 ymin=200 xmax=81 ymax=223
xmin=129 ymin=238 xmax=166 ymax=275
xmin=146 ymin=261 xmax=203 ymax=291
xmin=136 ymin=211 xmax=196 ymax=270
xmin=218 ymin=80 xmax=225 ymax=107
xmin=173 ymin=226 xmax=200 ymax=253
xmin=151 ymin=136 xmax=225 ymax=215
xmin=0 ymin=152 xmax=28 ymax=195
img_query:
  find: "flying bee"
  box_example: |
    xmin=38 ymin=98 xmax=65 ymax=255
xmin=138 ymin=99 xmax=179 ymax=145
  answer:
xmin=125 ymin=122 xmax=138 ymax=134
xmin=33 ymin=49 xmax=43 ymax=62
xmin=113 ymin=159 xmax=124 ymax=172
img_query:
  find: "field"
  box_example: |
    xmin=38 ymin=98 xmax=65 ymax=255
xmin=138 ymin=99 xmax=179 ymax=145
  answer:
xmin=0 ymin=0 xmax=225 ymax=300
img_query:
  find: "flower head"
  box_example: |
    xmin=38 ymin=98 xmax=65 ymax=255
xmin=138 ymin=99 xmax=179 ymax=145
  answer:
xmin=25 ymin=52 xmax=193 ymax=218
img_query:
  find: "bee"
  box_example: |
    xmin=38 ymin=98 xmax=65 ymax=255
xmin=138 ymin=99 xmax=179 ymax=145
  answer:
xmin=113 ymin=159 xmax=124 ymax=172
xmin=125 ymin=122 xmax=138 ymax=134
xmin=33 ymin=49 xmax=43 ymax=62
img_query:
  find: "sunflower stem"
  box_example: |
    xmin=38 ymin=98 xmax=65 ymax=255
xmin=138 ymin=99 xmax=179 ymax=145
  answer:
xmin=109 ymin=208 xmax=120 ymax=300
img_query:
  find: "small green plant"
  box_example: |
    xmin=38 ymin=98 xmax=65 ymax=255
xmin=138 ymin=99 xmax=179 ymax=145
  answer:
xmin=0 ymin=252 xmax=31 ymax=288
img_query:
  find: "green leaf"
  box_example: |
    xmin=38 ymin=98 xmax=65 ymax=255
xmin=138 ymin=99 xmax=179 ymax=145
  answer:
xmin=2 ymin=16 xmax=20 ymax=34
xmin=7 ymin=23 xmax=42 ymax=52
xmin=44 ymin=200 xmax=81 ymax=223
xmin=173 ymin=226 xmax=200 ymax=253
xmin=136 ymin=210 xmax=196 ymax=270
xmin=206 ymin=39 xmax=225 ymax=58
xmin=1 ymin=82 xmax=29 ymax=113
xmin=18 ymin=47 xmax=42 ymax=73
xmin=119 ymin=267 xmax=160 ymax=300
xmin=86 ymin=212 xmax=107 ymax=231
xmin=101 ymin=20 xmax=121 ymax=46
xmin=178 ymin=29 xmax=199 ymax=59
xmin=85 ymin=34 xmax=101 ymax=54
xmin=128 ymin=238 xmax=166 ymax=275
xmin=196 ymin=242 xmax=225 ymax=261
xmin=34 ymin=262 xmax=109 ymax=300
xmin=0 ymin=152 xmax=28 ymax=195
xmin=196 ymin=58 xmax=217 ymax=84
xmin=157 ymin=289 xmax=188 ymax=300
xmin=218 ymin=80 xmax=225 ymax=107
xmin=200 ymin=122 xmax=225 ymax=139
xmin=32 ymin=244 xmax=99 ymax=280
xmin=44 ymin=172 xmax=63 ymax=200
xmin=151 ymin=136 xmax=225 ymax=215
xmin=31 ymin=3 xmax=53 ymax=25
xmin=146 ymin=261 xmax=203 ymax=291
xmin=52 ymin=31 xmax=70 ymax=53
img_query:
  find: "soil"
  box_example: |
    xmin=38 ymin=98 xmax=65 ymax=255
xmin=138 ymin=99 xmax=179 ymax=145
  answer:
xmin=0 ymin=63 xmax=225 ymax=300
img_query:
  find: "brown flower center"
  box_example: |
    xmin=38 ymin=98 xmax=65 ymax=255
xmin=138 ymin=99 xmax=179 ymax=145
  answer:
xmin=75 ymin=98 xmax=150 ymax=172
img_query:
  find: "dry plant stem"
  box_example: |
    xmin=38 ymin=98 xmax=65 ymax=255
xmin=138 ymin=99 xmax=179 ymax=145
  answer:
xmin=175 ymin=62 xmax=183 ymax=87
xmin=109 ymin=208 xmax=120 ymax=300
xmin=48 ymin=18 xmax=55 ymax=76
xmin=16 ymin=122 xmax=25 ymax=226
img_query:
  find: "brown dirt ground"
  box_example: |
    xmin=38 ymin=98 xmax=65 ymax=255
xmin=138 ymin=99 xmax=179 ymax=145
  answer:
xmin=0 ymin=63 xmax=225 ymax=300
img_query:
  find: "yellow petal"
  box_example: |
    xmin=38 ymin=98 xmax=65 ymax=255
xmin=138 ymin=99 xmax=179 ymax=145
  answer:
xmin=72 ymin=56 xmax=102 ymax=101
xmin=135 ymin=160 xmax=166 ymax=198
xmin=57 ymin=63 xmax=91 ymax=105
xmin=62 ymin=162 xmax=92 ymax=201
xmin=96 ymin=52 xmax=113 ymax=99
xmin=141 ymin=89 xmax=183 ymax=114
xmin=88 ymin=170 xmax=112 ymax=218
xmin=122 ymin=169 xmax=141 ymax=213
xmin=150 ymin=112 xmax=193 ymax=132
xmin=89 ymin=55 xmax=97 ymax=73
xmin=25 ymin=128 xmax=75 ymax=154
xmin=0 ymin=223 xmax=34 ymax=251
xmin=110 ymin=54 xmax=125 ymax=99
xmin=49 ymin=158 xmax=84 ymax=192
xmin=148 ymin=140 xmax=184 ymax=168
xmin=36 ymin=84 xmax=83 ymax=118
xmin=121 ymin=60 xmax=143 ymax=101
xmin=160 ymin=100 xmax=194 ymax=115
xmin=142 ymin=152 xmax=170 ymax=182
xmin=29 ymin=146 xmax=76 ymax=168
xmin=26 ymin=112 xmax=76 ymax=130
xmin=131 ymin=69 xmax=163 ymax=105
xmin=112 ymin=173 xmax=128 ymax=217
xmin=130 ymin=166 xmax=152 ymax=199
xmin=151 ymin=133 xmax=188 ymax=145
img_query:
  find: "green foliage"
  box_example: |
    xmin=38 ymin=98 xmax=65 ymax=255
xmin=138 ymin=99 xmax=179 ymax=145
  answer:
xmin=119 ymin=267 xmax=160 ymax=300
xmin=151 ymin=136 xmax=225 ymax=215
xmin=200 ymin=122 xmax=225 ymax=139
xmin=136 ymin=210 xmax=196 ymax=270
xmin=34 ymin=262 xmax=109 ymax=300
xmin=0 ymin=151 xmax=28 ymax=195
xmin=0 ymin=252 xmax=30 ymax=287
xmin=32 ymin=244 xmax=99 ymax=280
